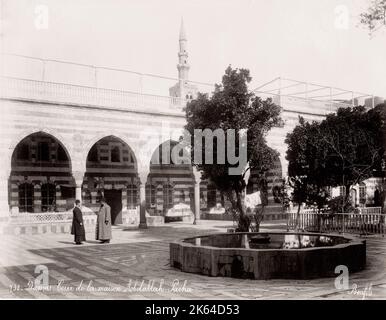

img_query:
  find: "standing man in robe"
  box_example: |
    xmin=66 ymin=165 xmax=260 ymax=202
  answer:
xmin=71 ymin=200 xmax=86 ymax=245
xmin=96 ymin=197 xmax=112 ymax=243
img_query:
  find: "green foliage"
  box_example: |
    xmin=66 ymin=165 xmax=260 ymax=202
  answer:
xmin=360 ymin=0 xmax=386 ymax=35
xmin=286 ymin=105 xmax=385 ymax=214
xmin=327 ymin=196 xmax=354 ymax=214
xmin=319 ymin=106 xmax=384 ymax=186
xmin=285 ymin=118 xmax=330 ymax=210
xmin=185 ymin=66 xmax=283 ymax=231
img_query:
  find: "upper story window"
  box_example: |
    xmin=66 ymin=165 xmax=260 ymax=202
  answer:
xmin=111 ymin=146 xmax=121 ymax=163
xmin=37 ymin=141 xmax=50 ymax=161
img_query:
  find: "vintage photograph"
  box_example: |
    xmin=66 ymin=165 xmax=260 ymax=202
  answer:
xmin=0 ymin=0 xmax=385 ymax=304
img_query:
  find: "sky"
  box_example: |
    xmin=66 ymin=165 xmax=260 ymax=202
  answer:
xmin=1 ymin=0 xmax=385 ymax=97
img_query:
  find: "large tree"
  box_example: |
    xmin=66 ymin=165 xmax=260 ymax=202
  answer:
xmin=286 ymin=106 xmax=384 ymax=215
xmin=184 ymin=66 xmax=282 ymax=231
xmin=285 ymin=117 xmax=330 ymax=228
xmin=319 ymin=106 xmax=383 ymax=209
xmin=360 ymin=0 xmax=386 ymax=35
xmin=372 ymin=102 xmax=386 ymax=212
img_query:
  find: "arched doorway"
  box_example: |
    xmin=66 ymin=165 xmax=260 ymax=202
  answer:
xmin=10 ymin=132 xmax=72 ymax=213
xmin=85 ymin=135 xmax=138 ymax=225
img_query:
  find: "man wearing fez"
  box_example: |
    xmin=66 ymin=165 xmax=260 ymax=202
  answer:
xmin=71 ymin=200 xmax=86 ymax=245
xmin=96 ymin=198 xmax=112 ymax=243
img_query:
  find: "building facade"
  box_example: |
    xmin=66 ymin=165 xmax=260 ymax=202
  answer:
xmin=0 ymin=21 xmax=383 ymax=231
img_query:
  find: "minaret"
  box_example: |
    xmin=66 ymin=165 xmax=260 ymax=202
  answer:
xmin=169 ymin=18 xmax=197 ymax=101
xmin=177 ymin=18 xmax=190 ymax=84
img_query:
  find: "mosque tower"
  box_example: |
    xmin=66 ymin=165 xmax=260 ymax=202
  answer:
xmin=169 ymin=18 xmax=197 ymax=101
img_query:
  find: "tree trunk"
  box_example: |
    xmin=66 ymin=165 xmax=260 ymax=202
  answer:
xmin=295 ymin=202 xmax=301 ymax=231
xmin=236 ymin=189 xmax=250 ymax=232
xmin=225 ymin=188 xmax=250 ymax=232
xmin=236 ymin=190 xmax=244 ymax=216
xmin=254 ymin=205 xmax=265 ymax=232
xmin=344 ymin=184 xmax=351 ymax=213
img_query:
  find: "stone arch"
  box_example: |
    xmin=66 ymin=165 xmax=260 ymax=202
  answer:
xmin=84 ymin=135 xmax=139 ymax=224
xmin=83 ymin=133 xmax=140 ymax=172
xmin=149 ymin=139 xmax=191 ymax=167
xmin=147 ymin=139 xmax=194 ymax=218
xmin=85 ymin=134 xmax=138 ymax=170
xmin=8 ymin=129 xmax=73 ymax=171
xmin=9 ymin=131 xmax=73 ymax=213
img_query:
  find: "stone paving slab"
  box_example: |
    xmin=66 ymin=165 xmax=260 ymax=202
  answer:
xmin=0 ymin=220 xmax=385 ymax=300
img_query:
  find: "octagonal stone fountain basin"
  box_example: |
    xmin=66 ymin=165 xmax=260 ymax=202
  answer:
xmin=170 ymin=232 xmax=366 ymax=280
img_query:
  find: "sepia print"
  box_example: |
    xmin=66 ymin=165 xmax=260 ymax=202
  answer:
xmin=0 ymin=0 xmax=385 ymax=303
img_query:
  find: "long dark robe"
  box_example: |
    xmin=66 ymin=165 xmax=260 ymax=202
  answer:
xmin=96 ymin=204 xmax=112 ymax=240
xmin=71 ymin=206 xmax=86 ymax=243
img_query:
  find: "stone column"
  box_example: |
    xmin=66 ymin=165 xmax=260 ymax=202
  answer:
xmin=193 ymin=169 xmax=202 ymax=225
xmin=138 ymin=170 xmax=149 ymax=229
xmin=73 ymin=171 xmax=84 ymax=205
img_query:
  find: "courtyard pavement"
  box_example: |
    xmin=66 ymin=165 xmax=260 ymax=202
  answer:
xmin=0 ymin=220 xmax=385 ymax=300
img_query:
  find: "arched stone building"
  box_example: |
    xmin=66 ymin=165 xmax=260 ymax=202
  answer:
xmin=0 ymin=21 xmax=382 ymax=232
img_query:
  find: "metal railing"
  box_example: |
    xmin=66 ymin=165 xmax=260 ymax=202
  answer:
xmin=255 ymin=91 xmax=352 ymax=116
xmin=0 ymin=76 xmax=186 ymax=114
xmin=287 ymin=210 xmax=385 ymax=236
xmin=359 ymin=207 xmax=382 ymax=214
xmin=253 ymin=77 xmax=376 ymax=110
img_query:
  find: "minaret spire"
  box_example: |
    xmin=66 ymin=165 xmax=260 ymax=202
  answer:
xmin=169 ymin=18 xmax=197 ymax=102
xmin=179 ymin=17 xmax=187 ymax=41
xmin=177 ymin=17 xmax=189 ymax=82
